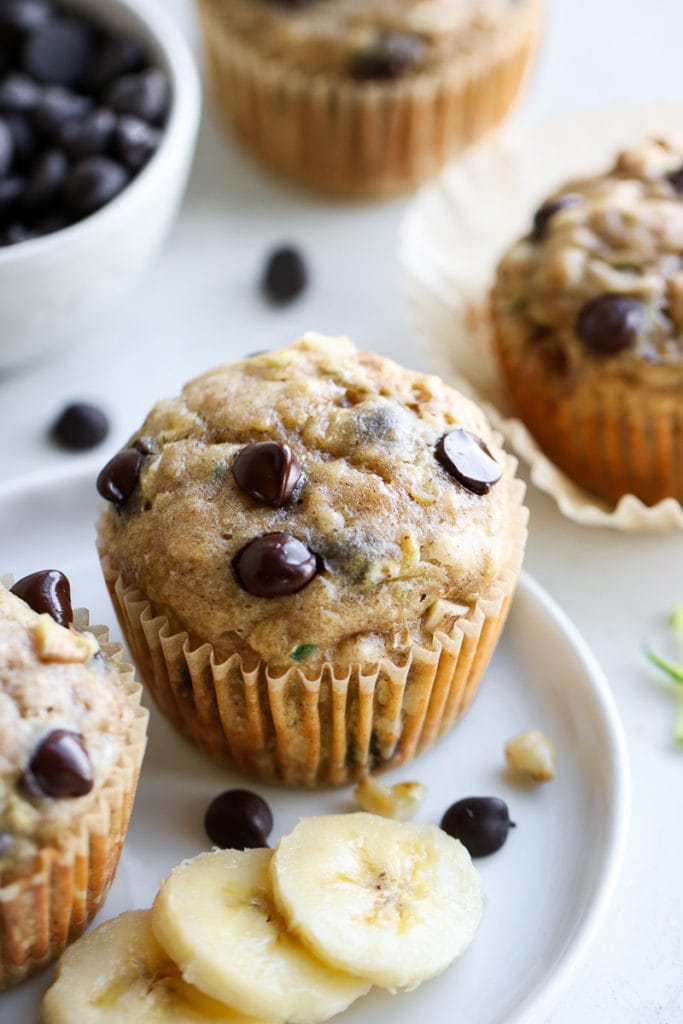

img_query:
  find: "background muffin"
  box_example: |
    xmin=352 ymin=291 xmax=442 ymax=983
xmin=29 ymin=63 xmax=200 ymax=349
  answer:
xmin=196 ymin=0 xmax=543 ymax=198
xmin=97 ymin=334 xmax=526 ymax=786
xmin=0 ymin=574 xmax=147 ymax=990
xmin=492 ymin=137 xmax=683 ymax=507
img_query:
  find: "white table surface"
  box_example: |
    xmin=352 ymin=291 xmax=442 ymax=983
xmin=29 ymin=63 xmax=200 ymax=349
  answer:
xmin=1 ymin=1 xmax=683 ymax=1022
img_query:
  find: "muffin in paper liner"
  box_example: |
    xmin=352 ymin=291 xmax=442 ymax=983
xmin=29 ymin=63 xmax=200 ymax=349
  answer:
xmin=98 ymin=485 xmax=526 ymax=788
xmin=195 ymin=0 xmax=543 ymax=199
xmin=0 ymin=608 xmax=148 ymax=991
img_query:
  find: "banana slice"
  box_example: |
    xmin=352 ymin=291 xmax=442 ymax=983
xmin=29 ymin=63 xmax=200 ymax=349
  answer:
xmin=151 ymin=847 xmax=369 ymax=1024
xmin=270 ymin=812 xmax=483 ymax=991
xmin=40 ymin=910 xmax=267 ymax=1024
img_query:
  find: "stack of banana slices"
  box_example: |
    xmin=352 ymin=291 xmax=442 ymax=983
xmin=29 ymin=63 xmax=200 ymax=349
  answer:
xmin=41 ymin=812 xmax=484 ymax=1024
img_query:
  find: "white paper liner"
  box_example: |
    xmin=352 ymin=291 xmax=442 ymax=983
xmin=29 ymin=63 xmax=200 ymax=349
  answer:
xmin=400 ymin=103 xmax=683 ymax=532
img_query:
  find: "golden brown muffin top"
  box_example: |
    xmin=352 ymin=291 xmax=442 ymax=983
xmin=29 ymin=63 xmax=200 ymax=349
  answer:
xmin=97 ymin=335 xmax=523 ymax=673
xmin=494 ymin=137 xmax=683 ymax=389
xmin=0 ymin=585 xmax=137 ymax=875
xmin=208 ymin=0 xmax=529 ymax=78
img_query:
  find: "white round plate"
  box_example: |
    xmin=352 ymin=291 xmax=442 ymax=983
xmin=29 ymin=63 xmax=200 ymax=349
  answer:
xmin=0 ymin=463 xmax=629 ymax=1024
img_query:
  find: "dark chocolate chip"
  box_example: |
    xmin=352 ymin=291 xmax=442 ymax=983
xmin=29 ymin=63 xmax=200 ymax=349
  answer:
xmin=104 ymin=68 xmax=169 ymax=124
xmin=204 ymin=789 xmax=273 ymax=850
xmin=22 ymin=16 xmax=96 ymax=88
xmin=261 ymin=246 xmax=307 ymax=304
xmin=232 ymin=441 xmax=302 ymax=507
xmin=531 ymin=192 xmax=581 ymax=242
xmin=233 ymin=533 xmax=318 ymax=598
xmin=0 ymin=71 xmax=41 ymax=113
xmin=10 ymin=569 xmax=73 ymax=625
xmin=0 ymin=174 xmax=24 ymax=222
xmin=350 ymin=32 xmax=426 ymax=81
xmin=0 ymin=0 xmax=52 ymax=42
xmin=576 ymin=293 xmax=645 ymax=354
xmin=61 ymin=106 xmax=116 ymax=159
xmin=33 ymin=85 xmax=92 ymax=143
xmin=87 ymin=36 xmax=147 ymax=92
xmin=436 ymin=429 xmax=502 ymax=495
xmin=23 ymin=146 xmax=68 ymax=210
xmin=96 ymin=447 xmax=142 ymax=505
xmin=5 ymin=112 xmax=35 ymax=166
xmin=0 ymin=115 xmax=12 ymax=175
xmin=33 ymin=209 xmax=69 ymax=235
xmin=23 ymin=729 xmax=94 ymax=799
xmin=115 ymin=113 xmax=161 ymax=172
xmin=667 ymin=165 xmax=683 ymax=193
xmin=63 ymin=155 xmax=128 ymax=217
xmin=50 ymin=402 xmax=109 ymax=451
xmin=440 ymin=796 xmax=515 ymax=858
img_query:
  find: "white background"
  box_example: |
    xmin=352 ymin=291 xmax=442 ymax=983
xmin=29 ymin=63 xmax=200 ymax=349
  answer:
xmin=1 ymin=1 xmax=683 ymax=1021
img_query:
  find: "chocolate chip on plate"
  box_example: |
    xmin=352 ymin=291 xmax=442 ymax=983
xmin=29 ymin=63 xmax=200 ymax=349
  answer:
xmin=97 ymin=447 xmax=143 ymax=506
xmin=436 ymin=429 xmax=502 ymax=495
xmin=23 ymin=729 xmax=94 ymax=799
xmin=115 ymin=114 xmax=161 ymax=172
xmin=104 ymin=67 xmax=169 ymax=124
xmin=10 ymin=568 xmax=73 ymax=625
xmin=87 ymin=36 xmax=147 ymax=92
xmin=576 ymin=293 xmax=645 ymax=354
xmin=23 ymin=147 xmax=68 ymax=210
xmin=233 ymin=441 xmax=302 ymax=507
xmin=33 ymin=85 xmax=92 ymax=142
xmin=0 ymin=0 xmax=53 ymax=42
xmin=61 ymin=106 xmax=116 ymax=159
xmin=64 ymin=155 xmax=128 ymax=216
xmin=233 ymin=533 xmax=318 ymax=598
xmin=0 ymin=71 xmax=41 ymax=113
xmin=50 ymin=401 xmax=110 ymax=450
xmin=23 ymin=15 xmax=96 ymax=88
xmin=440 ymin=796 xmax=515 ymax=858
xmin=531 ymin=192 xmax=581 ymax=242
xmin=261 ymin=246 xmax=308 ymax=305
xmin=204 ymin=789 xmax=274 ymax=850
xmin=350 ymin=32 xmax=426 ymax=80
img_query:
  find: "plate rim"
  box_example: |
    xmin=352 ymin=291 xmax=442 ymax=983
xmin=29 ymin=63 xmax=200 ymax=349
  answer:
xmin=0 ymin=461 xmax=631 ymax=1024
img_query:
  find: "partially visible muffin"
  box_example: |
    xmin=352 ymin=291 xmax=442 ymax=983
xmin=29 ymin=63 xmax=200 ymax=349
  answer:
xmin=0 ymin=574 xmax=147 ymax=990
xmin=97 ymin=334 xmax=526 ymax=786
xmin=493 ymin=137 xmax=683 ymax=507
xmin=196 ymin=0 xmax=543 ymax=198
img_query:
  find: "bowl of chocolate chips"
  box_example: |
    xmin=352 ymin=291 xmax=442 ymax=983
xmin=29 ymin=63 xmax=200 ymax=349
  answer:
xmin=0 ymin=0 xmax=200 ymax=370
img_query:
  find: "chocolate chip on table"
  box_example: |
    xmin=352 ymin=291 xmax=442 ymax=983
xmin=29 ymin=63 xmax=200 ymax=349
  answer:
xmin=23 ymin=729 xmax=94 ymax=799
xmin=261 ymin=246 xmax=308 ymax=305
xmin=531 ymin=192 xmax=581 ymax=242
xmin=33 ymin=85 xmax=92 ymax=142
xmin=0 ymin=0 xmax=53 ymax=42
xmin=204 ymin=789 xmax=274 ymax=850
xmin=436 ymin=429 xmax=502 ymax=495
xmin=96 ymin=447 xmax=143 ymax=506
xmin=64 ymin=156 xmax=128 ymax=217
xmin=440 ymin=797 xmax=515 ymax=858
xmin=0 ymin=71 xmax=41 ymax=112
xmin=61 ymin=106 xmax=116 ymax=159
xmin=576 ymin=293 xmax=645 ymax=354
xmin=10 ymin=568 xmax=73 ymax=625
xmin=233 ymin=533 xmax=318 ymax=598
xmin=232 ymin=441 xmax=302 ymax=507
xmin=104 ymin=68 xmax=169 ymax=124
xmin=115 ymin=114 xmax=161 ymax=172
xmin=87 ymin=36 xmax=146 ymax=92
xmin=22 ymin=15 xmax=96 ymax=88
xmin=350 ymin=32 xmax=426 ymax=81
xmin=0 ymin=116 xmax=12 ymax=176
xmin=50 ymin=401 xmax=109 ymax=450
xmin=23 ymin=146 xmax=68 ymax=210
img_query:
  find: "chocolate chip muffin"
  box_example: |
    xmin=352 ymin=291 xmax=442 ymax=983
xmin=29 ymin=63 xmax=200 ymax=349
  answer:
xmin=493 ymin=137 xmax=683 ymax=507
xmin=96 ymin=334 xmax=527 ymax=786
xmin=196 ymin=0 xmax=543 ymax=198
xmin=0 ymin=573 xmax=147 ymax=990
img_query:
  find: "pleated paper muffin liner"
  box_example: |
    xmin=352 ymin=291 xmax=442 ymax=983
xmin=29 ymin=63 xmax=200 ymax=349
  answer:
xmin=401 ymin=104 xmax=683 ymax=531
xmin=195 ymin=0 xmax=543 ymax=199
xmin=0 ymin=611 xmax=148 ymax=991
xmin=97 ymin=481 xmax=527 ymax=788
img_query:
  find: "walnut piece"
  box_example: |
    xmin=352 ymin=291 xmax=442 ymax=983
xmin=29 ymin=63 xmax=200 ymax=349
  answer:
xmin=353 ymin=774 xmax=427 ymax=820
xmin=34 ymin=615 xmax=99 ymax=664
xmin=505 ymin=729 xmax=556 ymax=782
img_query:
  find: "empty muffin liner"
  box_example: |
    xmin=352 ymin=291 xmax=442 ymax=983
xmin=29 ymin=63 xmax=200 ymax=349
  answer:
xmin=195 ymin=0 xmax=543 ymax=199
xmin=97 ymin=480 xmax=527 ymax=788
xmin=0 ymin=611 xmax=148 ymax=991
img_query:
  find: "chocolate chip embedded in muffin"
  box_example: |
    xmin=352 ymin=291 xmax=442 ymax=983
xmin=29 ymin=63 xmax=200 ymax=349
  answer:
xmin=350 ymin=32 xmax=427 ymax=81
xmin=531 ymin=193 xmax=581 ymax=242
xmin=576 ymin=293 xmax=646 ymax=355
xmin=22 ymin=729 xmax=94 ymax=799
xmin=435 ymin=429 xmax=502 ymax=495
xmin=10 ymin=569 xmax=73 ymax=625
xmin=233 ymin=532 xmax=319 ymax=597
xmin=97 ymin=448 xmax=143 ymax=506
xmin=233 ymin=441 xmax=302 ymax=507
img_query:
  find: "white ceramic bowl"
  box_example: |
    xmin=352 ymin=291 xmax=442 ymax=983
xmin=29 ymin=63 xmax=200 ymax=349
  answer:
xmin=0 ymin=0 xmax=201 ymax=371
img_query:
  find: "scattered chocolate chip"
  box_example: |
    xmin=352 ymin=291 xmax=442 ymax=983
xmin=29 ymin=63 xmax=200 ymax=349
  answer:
xmin=10 ymin=569 xmax=72 ymax=625
xmin=115 ymin=113 xmax=161 ymax=172
xmin=204 ymin=789 xmax=273 ymax=850
xmin=576 ymin=293 xmax=645 ymax=354
xmin=233 ymin=441 xmax=302 ymax=507
xmin=667 ymin=165 xmax=683 ymax=193
xmin=50 ymin=401 xmax=109 ymax=450
xmin=436 ymin=429 xmax=502 ymax=495
xmin=104 ymin=68 xmax=169 ymax=124
xmin=23 ymin=729 xmax=94 ymax=799
xmin=87 ymin=36 xmax=146 ymax=92
xmin=60 ymin=106 xmax=115 ymax=158
xmin=0 ymin=0 xmax=53 ymax=42
xmin=531 ymin=192 xmax=581 ymax=242
xmin=233 ymin=533 xmax=318 ymax=598
xmin=261 ymin=246 xmax=308 ymax=305
xmin=33 ymin=85 xmax=92 ymax=142
xmin=96 ymin=447 xmax=142 ymax=505
xmin=0 ymin=71 xmax=41 ymax=112
xmin=0 ymin=116 xmax=13 ymax=175
xmin=350 ymin=32 xmax=426 ymax=81
xmin=23 ymin=15 xmax=96 ymax=88
xmin=23 ymin=146 xmax=68 ymax=210
xmin=440 ymin=796 xmax=515 ymax=857
xmin=64 ymin=155 xmax=128 ymax=216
